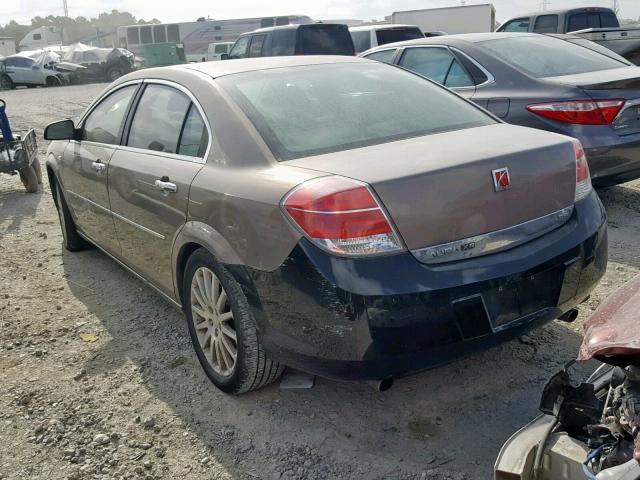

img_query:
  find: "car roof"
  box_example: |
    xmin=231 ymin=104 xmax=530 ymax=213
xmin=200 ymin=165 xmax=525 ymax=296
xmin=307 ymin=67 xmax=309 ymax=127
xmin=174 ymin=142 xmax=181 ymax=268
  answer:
xmin=503 ymin=6 xmax=615 ymax=20
xmin=133 ymin=55 xmax=369 ymax=79
xmin=361 ymin=32 xmax=537 ymax=52
xmin=349 ymin=24 xmax=419 ymax=32
xmin=241 ymin=23 xmax=344 ymax=35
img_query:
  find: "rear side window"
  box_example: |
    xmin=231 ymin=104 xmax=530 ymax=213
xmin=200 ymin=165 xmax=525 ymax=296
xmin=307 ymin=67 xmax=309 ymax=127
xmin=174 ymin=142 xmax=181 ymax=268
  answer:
xmin=350 ymin=30 xmax=371 ymax=54
xmin=500 ymin=18 xmax=530 ymax=32
xmin=83 ymin=85 xmax=137 ymax=145
xmin=178 ymin=105 xmax=209 ymax=157
xmin=399 ymin=47 xmax=474 ymax=87
xmin=479 ymin=35 xmax=627 ymax=77
xmin=375 ymin=27 xmax=424 ymax=46
xmin=229 ymin=36 xmax=250 ymax=59
xmin=363 ymin=49 xmax=397 ymax=64
xmin=268 ymin=29 xmax=295 ymax=56
xmin=533 ymin=15 xmax=559 ymax=33
xmin=249 ymin=35 xmax=266 ymax=57
xmin=127 ymin=85 xmax=190 ymax=153
xmin=219 ymin=63 xmax=494 ymax=160
xmin=298 ymin=25 xmax=355 ymax=56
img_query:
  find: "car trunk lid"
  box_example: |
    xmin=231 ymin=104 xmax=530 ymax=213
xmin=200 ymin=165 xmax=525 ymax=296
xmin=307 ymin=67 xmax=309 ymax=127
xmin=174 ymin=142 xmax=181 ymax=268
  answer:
xmin=285 ymin=123 xmax=577 ymax=255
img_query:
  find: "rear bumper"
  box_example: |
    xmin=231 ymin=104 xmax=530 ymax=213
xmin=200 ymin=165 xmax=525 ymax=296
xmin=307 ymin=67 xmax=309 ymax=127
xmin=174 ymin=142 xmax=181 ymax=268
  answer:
xmin=585 ymin=136 xmax=640 ymax=186
xmin=238 ymin=192 xmax=607 ymax=382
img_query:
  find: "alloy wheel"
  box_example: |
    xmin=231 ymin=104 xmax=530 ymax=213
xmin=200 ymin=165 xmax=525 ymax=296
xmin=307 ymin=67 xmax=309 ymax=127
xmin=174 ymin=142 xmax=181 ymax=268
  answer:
xmin=190 ymin=266 xmax=238 ymax=377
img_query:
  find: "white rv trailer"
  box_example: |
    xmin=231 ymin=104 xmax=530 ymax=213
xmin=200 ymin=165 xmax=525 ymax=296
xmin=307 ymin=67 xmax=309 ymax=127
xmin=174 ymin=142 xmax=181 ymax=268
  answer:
xmin=391 ymin=4 xmax=496 ymax=35
xmin=117 ymin=15 xmax=313 ymax=62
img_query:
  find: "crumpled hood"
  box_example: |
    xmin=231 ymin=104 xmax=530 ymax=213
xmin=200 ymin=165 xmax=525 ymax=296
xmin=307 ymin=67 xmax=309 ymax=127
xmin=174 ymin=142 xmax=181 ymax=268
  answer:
xmin=579 ymin=274 xmax=640 ymax=365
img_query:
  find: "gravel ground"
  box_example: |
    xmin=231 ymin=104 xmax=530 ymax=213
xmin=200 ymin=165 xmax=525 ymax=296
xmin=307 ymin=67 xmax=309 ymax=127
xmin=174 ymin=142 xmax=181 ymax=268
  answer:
xmin=1 ymin=84 xmax=640 ymax=480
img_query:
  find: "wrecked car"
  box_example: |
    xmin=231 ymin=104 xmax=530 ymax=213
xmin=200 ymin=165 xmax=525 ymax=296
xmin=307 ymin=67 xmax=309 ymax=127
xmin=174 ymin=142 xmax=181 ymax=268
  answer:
xmin=62 ymin=43 xmax=134 ymax=83
xmin=0 ymin=49 xmax=82 ymax=89
xmin=495 ymin=274 xmax=640 ymax=480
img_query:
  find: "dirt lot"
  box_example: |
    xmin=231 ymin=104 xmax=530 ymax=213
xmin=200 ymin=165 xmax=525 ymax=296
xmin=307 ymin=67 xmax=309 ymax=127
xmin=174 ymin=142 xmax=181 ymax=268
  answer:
xmin=1 ymin=84 xmax=639 ymax=480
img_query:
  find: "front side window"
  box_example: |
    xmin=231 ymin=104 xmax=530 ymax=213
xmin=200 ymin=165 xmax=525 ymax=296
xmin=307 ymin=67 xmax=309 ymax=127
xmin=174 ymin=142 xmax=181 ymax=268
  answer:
xmin=533 ymin=15 xmax=559 ymax=33
xmin=127 ymin=84 xmax=190 ymax=153
xmin=83 ymin=85 xmax=137 ymax=145
xmin=500 ymin=18 xmax=530 ymax=32
xmin=178 ymin=105 xmax=209 ymax=157
xmin=229 ymin=36 xmax=250 ymax=59
xmin=363 ymin=49 xmax=397 ymax=64
xmin=479 ymin=35 xmax=627 ymax=78
xmin=219 ymin=63 xmax=494 ymax=161
xmin=350 ymin=30 xmax=371 ymax=54
xmin=399 ymin=47 xmax=473 ymax=87
xmin=249 ymin=35 xmax=266 ymax=57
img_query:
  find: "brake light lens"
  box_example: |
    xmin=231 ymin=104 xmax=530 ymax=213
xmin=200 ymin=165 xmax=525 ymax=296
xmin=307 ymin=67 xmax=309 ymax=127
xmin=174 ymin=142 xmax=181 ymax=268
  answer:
xmin=282 ymin=176 xmax=404 ymax=256
xmin=527 ymin=99 xmax=625 ymax=125
xmin=572 ymin=139 xmax=592 ymax=202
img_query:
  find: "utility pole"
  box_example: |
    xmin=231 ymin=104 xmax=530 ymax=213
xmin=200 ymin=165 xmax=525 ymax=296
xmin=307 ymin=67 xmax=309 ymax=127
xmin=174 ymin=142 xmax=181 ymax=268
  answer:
xmin=461 ymin=0 xmax=467 ymax=5
xmin=62 ymin=0 xmax=69 ymax=17
xmin=612 ymin=0 xmax=620 ymax=15
xmin=541 ymin=0 xmax=551 ymax=10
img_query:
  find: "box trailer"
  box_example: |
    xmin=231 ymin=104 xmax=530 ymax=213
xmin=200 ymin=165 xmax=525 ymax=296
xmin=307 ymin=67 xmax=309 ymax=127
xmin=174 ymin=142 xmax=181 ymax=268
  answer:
xmin=391 ymin=4 xmax=496 ymax=35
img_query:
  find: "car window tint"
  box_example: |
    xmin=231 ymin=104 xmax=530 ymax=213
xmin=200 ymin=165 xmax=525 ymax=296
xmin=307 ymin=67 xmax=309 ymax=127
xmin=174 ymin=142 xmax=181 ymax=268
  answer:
xmin=83 ymin=85 xmax=137 ymax=145
xmin=501 ymin=18 xmax=530 ymax=32
xmin=533 ymin=15 xmax=558 ymax=33
xmin=350 ymin=31 xmax=371 ymax=54
xmin=249 ymin=34 xmax=266 ymax=57
xmin=178 ymin=105 xmax=209 ymax=157
xmin=399 ymin=47 xmax=473 ymax=87
xmin=480 ymin=35 xmax=627 ymax=78
xmin=219 ymin=63 xmax=494 ymax=161
xmin=363 ymin=49 xmax=397 ymax=64
xmin=298 ymin=25 xmax=355 ymax=55
xmin=601 ymin=12 xmax=619 ymax=28
xmin=127 ymin=85 xmax=190 ymax=153
xmin=375 ymin=27 xmax=424 ymax=45
xmin=268 ymin=29 xmax=295 ymax=56
xmin=229 ymin=36 xmax=250 ymax=59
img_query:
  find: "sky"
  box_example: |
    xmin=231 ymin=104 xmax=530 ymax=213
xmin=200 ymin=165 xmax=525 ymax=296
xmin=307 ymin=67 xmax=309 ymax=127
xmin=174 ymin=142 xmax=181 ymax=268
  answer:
xmin=2 ymin=0 xmax=640 ymax=26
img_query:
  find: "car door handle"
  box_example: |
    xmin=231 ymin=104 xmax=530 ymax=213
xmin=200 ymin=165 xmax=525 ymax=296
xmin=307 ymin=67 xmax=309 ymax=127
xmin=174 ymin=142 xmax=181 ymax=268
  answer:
xmin=92 ymin=160 xmax=106 ymax=173
xmin=154 ymin=179 xmax=177 ymax=194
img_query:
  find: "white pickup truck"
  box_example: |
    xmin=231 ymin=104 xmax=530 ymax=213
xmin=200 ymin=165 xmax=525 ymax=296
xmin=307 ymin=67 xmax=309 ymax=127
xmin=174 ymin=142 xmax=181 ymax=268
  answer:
xmin=498 ymin=7 xmax=640 ymax=64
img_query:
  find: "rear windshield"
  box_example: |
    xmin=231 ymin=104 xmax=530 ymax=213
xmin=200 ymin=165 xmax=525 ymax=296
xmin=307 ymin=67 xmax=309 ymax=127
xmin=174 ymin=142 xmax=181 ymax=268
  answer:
xmin=479 ymin=35 xmax=627 ymax=78
xmin=567 ymin=11 xmax=619 ymax=31
xmin=376 ymin=27 xmax=424 ymax=45
xmin=218 ymin=63 xmax=494 ymax=161
xmin=298 ymin=25 xmax=355 ymax=56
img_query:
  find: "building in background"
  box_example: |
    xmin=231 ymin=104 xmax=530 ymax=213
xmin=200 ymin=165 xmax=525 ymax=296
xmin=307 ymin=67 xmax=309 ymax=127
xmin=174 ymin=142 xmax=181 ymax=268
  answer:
xmin=0 ymin=37 xmax=16 ymax=56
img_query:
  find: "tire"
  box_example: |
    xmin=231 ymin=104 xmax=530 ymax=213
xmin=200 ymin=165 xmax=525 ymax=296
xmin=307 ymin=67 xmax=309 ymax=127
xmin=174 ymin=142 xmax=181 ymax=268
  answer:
xmin=46 ymin=76 xmax=61 ymax=87
xmin=54 ymin=181 xmax=90 ymax=251
xmin=32 ymin=160 xmax=43 ymax=184
xmin=19 ymin=166 xmax=39 ymax=193
xmin=183 ymin=248 xmax=284 ymax=394
xmin=0 ymin=74 xmax=13 ymax=90
xmin=106 ymin=67 xmax=122 ymax=82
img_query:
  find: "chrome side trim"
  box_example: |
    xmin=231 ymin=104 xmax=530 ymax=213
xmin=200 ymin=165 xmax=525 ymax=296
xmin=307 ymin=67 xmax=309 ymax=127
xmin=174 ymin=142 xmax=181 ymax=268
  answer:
xmin=411 ymin=205 xmax=574 ymax=264
xmin=76 ymin=230 xmax=182 ymax=309
xmin=66 ymin=190 xmax=166 ymax=240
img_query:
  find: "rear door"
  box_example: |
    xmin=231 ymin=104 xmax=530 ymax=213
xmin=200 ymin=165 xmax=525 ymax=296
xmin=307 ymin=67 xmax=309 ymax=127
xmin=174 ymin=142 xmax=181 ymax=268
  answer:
xmin=108 ymin=82 xmax=209 ymax=295
xmin=59 ymin=83 xmax=139 ymax=255
xmin=396 ymin=46 xmax=477 ymax=97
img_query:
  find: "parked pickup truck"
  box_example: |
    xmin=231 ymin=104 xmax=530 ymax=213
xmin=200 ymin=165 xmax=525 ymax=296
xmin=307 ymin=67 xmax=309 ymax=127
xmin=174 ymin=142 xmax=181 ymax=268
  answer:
xmin=498 ymin=7 xmax=640 ymax=64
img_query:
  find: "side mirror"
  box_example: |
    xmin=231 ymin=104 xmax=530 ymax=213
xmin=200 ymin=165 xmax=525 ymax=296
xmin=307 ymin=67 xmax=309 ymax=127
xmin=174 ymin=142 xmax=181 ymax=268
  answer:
xmin=44 ymin=119 xmax=77 ymax=141
xmin=220 ymin=53 xmax=229 ymax=60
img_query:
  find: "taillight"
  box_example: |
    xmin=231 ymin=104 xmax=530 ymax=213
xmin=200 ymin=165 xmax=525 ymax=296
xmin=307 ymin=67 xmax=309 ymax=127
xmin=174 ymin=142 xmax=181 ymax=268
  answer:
xmin=527 ymin=99 xmax=625 ymax=125
xmin=572 ymin=139 xmax=592 ymax=202
xmin=282 ymin=176 xmax=404 ymax=256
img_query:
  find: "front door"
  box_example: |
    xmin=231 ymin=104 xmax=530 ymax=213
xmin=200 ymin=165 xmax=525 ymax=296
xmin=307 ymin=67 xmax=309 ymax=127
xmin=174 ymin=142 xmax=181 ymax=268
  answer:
xmin=59 ymin=84 xmax=138 ymax=256
xmin=108 ymin=83 xmax=209 ymax=295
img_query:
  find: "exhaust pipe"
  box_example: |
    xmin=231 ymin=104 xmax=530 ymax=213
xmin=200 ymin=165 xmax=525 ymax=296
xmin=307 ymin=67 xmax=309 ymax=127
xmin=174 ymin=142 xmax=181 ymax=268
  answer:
xmin=558 ymin=309 xmax=579 ymax=323
xmin=366 ymin=377 xmax=394 ymax=392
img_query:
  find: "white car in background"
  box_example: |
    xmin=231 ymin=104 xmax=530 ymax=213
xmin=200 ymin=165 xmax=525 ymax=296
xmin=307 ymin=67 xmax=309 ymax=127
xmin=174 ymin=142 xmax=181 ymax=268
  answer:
xmin=349 ymin=24 xmax=424 ymax=54
xmin=0 ymin=50 xmax=73 ymax=89
xmin=207 ymin=42 xmax=234 ymax=61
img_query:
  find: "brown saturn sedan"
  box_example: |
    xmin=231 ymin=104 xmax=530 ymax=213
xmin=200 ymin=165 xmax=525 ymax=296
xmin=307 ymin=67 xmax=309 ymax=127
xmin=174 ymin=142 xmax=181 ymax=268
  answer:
xmin=44 ymin=56 xmax=607 ymax=394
